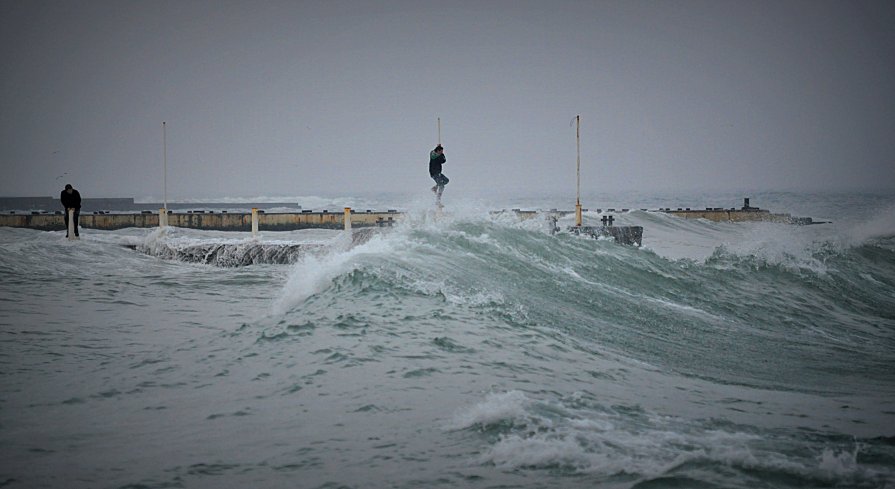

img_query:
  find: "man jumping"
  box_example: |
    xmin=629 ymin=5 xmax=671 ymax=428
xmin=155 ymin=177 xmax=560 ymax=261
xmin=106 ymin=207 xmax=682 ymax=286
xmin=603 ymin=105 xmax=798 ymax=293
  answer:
xmin=429 ymin=144 xmax=449 ymax=203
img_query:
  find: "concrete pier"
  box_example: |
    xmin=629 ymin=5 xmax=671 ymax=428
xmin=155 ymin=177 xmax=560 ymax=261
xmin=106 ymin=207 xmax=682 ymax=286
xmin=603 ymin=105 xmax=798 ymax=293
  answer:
xmin=506 ymin=198 xmax=822 ymax=225
xmin=0 ymin=210 xmax=400 ymax=232
xmin=657 ymin=198 xmax=822 ymax=224
xmin=660 ymin=209 xmax=817 ymax=224
xmin=0 ymin=198 xmax=821 ymax=237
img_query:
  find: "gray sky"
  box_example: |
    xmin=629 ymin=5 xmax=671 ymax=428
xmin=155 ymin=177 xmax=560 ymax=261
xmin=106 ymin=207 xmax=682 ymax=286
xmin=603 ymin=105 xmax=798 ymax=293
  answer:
xmin=2 ymin=0 xmax=894 ymax=199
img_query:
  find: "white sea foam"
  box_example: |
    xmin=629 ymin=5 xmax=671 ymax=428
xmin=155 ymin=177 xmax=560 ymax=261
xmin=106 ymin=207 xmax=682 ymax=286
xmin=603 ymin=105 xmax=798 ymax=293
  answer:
xmin=463 ymin=394 xmax=700 ymax=478
xmin=640 ymin=296 xmax=730 ymax=323
xmin=485 ymin=434 xmax=595 ymax=470
xmin=715 ymin=204 xmax=895 ymax=271
xmin=271 ymin=230 xmax=396 ymax=314
xmin=859 ymin=272 xmax=883 ymax=285
xmin=448 ymin=390 xmax=531 ymax=430
xmin=707 ymin=222 xmax=832 ymax=273
xmin=845 ymin=203 xmax=895 ymax=244
xmin=818 ymin=446 xmax=861 ymax=476
xmin=449 ymin=390 xmax=891 ymax=485
xmin=138 ymin=225 xmax=172 ymax=256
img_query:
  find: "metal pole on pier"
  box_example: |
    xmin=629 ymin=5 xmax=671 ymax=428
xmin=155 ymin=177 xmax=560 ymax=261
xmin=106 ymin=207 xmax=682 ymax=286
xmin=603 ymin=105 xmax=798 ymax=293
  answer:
xmin=163 ymin=121 xmax=168 ymax=212
xmin=437 ymin=117 xmax=442 ymax=145
xmin=575 ymin=115 xmax=582 ymax=227
xmin=159 ymin=122 xmax=169 ymax=229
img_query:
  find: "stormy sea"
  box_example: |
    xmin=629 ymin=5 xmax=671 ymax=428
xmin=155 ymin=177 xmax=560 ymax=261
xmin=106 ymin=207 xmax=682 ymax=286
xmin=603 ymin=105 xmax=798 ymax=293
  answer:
xmin=1 ymin=190 xmax=894 ymax=489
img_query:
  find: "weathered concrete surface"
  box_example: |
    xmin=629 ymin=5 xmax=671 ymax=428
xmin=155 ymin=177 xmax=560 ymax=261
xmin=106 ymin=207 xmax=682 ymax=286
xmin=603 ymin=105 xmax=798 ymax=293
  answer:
xmin=660 ymin=208 xmax=822 ymax=224
xmin=663 ymin=208 xmax=797 ymax=223
xmin=660 ymin=198 xmax=821 ymax=224
xmin=0 ymin=211 xmax=401 ymax=232
xmin=0 ymin=198 xmax=822 ymax=235
xmin=504 ymin=205 xmax=819 ymax=225
xmin=0 ymin=213 xmax=159 ymax=231
xmin=127 ymin=228 xmax=382 ymax=267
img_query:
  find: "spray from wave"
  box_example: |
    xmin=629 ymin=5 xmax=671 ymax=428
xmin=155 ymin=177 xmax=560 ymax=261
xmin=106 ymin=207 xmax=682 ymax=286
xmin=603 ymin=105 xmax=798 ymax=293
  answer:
xmin=448 ymin=390 xmax=894 ymax=487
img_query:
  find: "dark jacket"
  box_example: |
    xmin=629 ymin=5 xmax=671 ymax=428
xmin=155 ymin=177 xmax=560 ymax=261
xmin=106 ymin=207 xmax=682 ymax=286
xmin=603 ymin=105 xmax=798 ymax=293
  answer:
xmin=61 ymin=189 xmax=81 ymax=209
xmin=429 ymin=151 xmax=446 ymax=176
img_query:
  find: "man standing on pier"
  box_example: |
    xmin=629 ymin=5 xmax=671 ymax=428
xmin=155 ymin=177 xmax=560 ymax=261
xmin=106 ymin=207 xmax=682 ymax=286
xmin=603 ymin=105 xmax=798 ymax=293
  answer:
xmin=60 ymin=184 xmax=81 ymax=237
xmin=429 ymin=144 xmax=449 ymax=204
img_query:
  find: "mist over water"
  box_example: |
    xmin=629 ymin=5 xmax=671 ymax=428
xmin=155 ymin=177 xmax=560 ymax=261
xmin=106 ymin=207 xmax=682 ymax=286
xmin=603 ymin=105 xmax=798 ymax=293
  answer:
xmin=1 ymin=191 xmax=894 ymax=488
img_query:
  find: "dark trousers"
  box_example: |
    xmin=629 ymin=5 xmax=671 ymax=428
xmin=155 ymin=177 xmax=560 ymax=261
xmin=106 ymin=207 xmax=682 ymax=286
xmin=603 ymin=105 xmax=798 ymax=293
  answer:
xmin=431 ymin=173 xmax=449 ymax=187
xmin=64 ymin=208 xmax=80 ymax=236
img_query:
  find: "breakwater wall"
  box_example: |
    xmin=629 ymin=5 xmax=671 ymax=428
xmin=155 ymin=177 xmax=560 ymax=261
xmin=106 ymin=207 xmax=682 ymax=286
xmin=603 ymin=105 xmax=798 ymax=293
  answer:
xmin=658 ymin=197 xmax=820 ymax=224
xmin=0 ymin=210 xmax=399 ymax=232
xmin=0 ymin=198 xmax=823 ymax=232
xmin=662 ymin=208 xmax=813 ymax=224
xmin=509 ymin=198 xmax=821 ymax=225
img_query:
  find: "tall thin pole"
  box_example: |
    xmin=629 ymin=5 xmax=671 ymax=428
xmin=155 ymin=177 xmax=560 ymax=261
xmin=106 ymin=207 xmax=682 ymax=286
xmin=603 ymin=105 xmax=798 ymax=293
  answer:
xmin=163 ymin=121 xmax=167 ymax=211
xmin=575 ymin=115 xmax=582 ymax=227
xmin=437 ymin=117 xmax=442 ymax=145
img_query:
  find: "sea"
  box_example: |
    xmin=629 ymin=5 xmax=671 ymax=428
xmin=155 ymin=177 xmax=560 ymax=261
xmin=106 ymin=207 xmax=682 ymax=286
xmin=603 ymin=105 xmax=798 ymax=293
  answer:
xmin=1 ymin=190 xmax=894 ymax=489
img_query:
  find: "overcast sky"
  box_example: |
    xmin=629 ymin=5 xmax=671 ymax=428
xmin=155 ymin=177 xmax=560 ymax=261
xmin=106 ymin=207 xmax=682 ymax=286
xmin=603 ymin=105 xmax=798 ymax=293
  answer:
xmin=1 ymin=0 xmax=893 ymax=199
